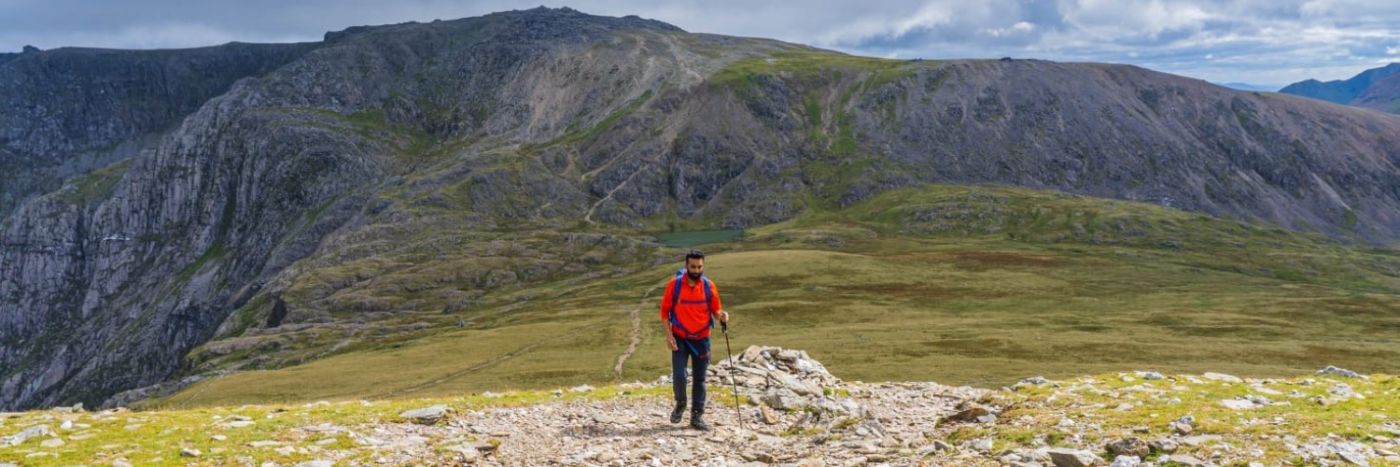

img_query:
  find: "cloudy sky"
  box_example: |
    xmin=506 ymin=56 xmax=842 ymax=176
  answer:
xmin=2 ymin=0 xmax=1397 ymax=87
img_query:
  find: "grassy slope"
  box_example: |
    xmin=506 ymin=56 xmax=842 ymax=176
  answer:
xmin=154 ymin=184 xmax=1398 ymax=408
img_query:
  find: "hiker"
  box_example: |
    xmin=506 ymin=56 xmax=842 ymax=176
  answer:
xmin=661 ymin=249 xmax=729 ymax=431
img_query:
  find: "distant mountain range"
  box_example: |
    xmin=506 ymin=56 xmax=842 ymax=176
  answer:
xmin=1216 ymin=82 xmax=1279 ymax=92
xmin=1280 ymin=63 xmax=1400 ymax=113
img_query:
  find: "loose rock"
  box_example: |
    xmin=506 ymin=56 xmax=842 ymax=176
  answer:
xmin=1047 ymin=447 xmax=1102 ymax=467
xmin=399 ymin=405 xmax=449 ymax=425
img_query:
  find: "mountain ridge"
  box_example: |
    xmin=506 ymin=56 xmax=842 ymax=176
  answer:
xmin=1279 ymin=62 xmax=1400 ymax=113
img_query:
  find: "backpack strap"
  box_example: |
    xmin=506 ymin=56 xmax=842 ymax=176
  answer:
xmin=702 ymin=277 xmax=715 ymax=330
xmin=668 ymin=268 xmax=685 ymax=317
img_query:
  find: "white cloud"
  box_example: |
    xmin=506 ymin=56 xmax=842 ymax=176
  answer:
xmin=1 ymin=0 xmax=1397 ymax=84
xmin=1059 ymin=0 xmax=1213 ymax=40
xmin=985 ymin=21 xmax=1036 ymax=38
xmin=1299 ymin=0 xmax=1400 ymax=20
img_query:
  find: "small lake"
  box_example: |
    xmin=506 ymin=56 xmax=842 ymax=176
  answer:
xmin=654 ymin=229 xmax=746 ymax=247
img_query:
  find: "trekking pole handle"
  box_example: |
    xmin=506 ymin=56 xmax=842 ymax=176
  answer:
xmin=721 ymin=321 xmax=728 ymax=333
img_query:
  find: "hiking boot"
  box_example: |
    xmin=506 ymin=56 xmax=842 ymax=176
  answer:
xmin=670 ymin=403 xmax=685 ymax=424
xmin=689 ymin=409 xmax=710 ymax=431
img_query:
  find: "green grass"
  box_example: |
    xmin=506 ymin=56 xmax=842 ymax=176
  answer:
xmin=169 ymin=240 xmax=228 ymax=288
xmin=707 ymin=48 xmax=939 ymax=207
xmin=257 ymin=106 xmax=455 ymax=170
xmin=172 ymin=317 xmax=628 ymax=406
xmin=710 ymin=48 xmax=921 ymax=91
xmin=149 ymin=184 xmax=1398 ymax=408
xmin=521 ymin=89 xmax=654 ymax=153
xmin=344 ymin=107 xmax=450 ymax=167
xmin=184 ymin=212 xmax=672 ymax=374
xmin=53 ymin=159 xmax=132 ymax=205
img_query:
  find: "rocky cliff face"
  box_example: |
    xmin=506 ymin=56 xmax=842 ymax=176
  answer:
xmin=0 ymin=42 xmax=318 ymax=220
xmin=2 ymin=7 xmax=1398 ymax=410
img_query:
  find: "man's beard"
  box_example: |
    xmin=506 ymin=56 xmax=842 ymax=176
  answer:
xmin=687 ymin=271 xmax=702 ymax=280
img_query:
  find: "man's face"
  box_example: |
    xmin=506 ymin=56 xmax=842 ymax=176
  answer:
xmin=685 ymin=258 xmax=704 ymax=279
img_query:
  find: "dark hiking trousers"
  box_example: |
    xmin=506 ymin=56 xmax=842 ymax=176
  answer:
xmin=671 ymin=336 xmax=710 ymax=412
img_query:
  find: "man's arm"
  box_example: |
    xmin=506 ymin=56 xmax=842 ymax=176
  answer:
xmin=659 ymin=278 xmax=677 ymax=350
xmin=710 ymin=281 xmax=728 ymax=323
xmin=659 ymin=278 xmax=672 ymax=322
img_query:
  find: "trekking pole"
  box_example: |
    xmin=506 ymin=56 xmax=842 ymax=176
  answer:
xmin=721 ymin=321 xmax=744 ymax=430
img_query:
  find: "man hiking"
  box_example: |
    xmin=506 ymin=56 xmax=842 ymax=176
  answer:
xmin=661 ymin=249 xmax=729 ymax=431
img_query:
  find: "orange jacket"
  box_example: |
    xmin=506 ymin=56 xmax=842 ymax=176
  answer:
xmin=660 ymin=274 xmax=723 ymax=339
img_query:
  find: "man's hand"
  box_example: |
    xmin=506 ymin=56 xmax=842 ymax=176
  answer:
xmin=663 ymin=322 xmax=678 ymax=351
xmin=717 ymin=310 xmax=729 ymax=324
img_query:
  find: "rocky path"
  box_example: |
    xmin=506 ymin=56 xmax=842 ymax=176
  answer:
xmin=388 ymin=381 xmax=983 ymax=466
xmin=612 ymin=284 xmax=661 ymax=380
xmin=347 ymin=346 xmax=990 ymax=466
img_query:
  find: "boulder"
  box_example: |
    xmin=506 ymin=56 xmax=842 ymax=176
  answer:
xmin=1110 ymin=455 xmax=1141 ymax=467
xmin=1047 ymin=447 xmax=1102 ymax=467
xmin=1 ymin=424 xmax=50 ymax=446
xmin=1166 ymin=454 xmax=1210 ymax=467
xmin=943 ymin=402 xmax=992 ymax=423
xmin=1106 ymin=437 xmax=1149 ymax=458
xmin=1316 ymin=366 xmax=1364 ymax=378
xmin=399 ymin=405 xmax=449 ymax=425
xmin=1202 ymin=372 xmax=1242 ymax=383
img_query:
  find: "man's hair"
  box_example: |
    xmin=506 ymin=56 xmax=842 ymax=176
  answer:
xmin=684 ymin=249 xmax=705 ymax=263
